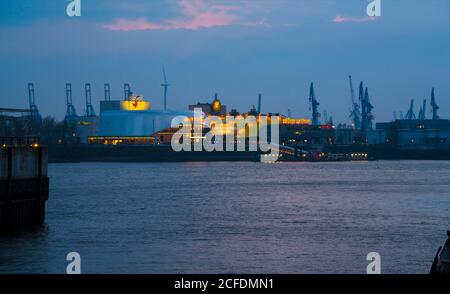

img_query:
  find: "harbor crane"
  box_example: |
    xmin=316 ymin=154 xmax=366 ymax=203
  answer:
xmin=308 ymin=82 xmax=320 ymax=125
xmin=363 ymin=87 xmax=374 ymax=130
xmin=257 ymin=93 xmax=262 ymax=114
xmin=27 ymin=83 xmax=41 ymax=122
xmin=64 ymin=83 xmax=78 ymax=122
xmin=323 ymin=110 xmax=328 ymax=125
xmin=328 ymin=115 xmax=333 ymax=126
xmin=124 ymin=83 xmax=131 ymax=100
xmin=418 ymin=99 xmax=427 ymax=120
xmin=405 ymin=99 xmax=416 ymax=120
xmin=430 ymin=88 xmax=440 ymax=120
xmin=84 ymin=83 xmax=96 ymax=117
xmin=348 ymin=75 xmax=361 ymax=129
xmin=161 ymin=66 xmax=170 ymax=111
xmin=104 ymin=83 xmax=111 ymax=101
xmin=359 ymin=83 xmax=374 ymax=132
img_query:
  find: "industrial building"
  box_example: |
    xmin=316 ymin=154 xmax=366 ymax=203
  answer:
xmin=376 ymin=119 xmax=450 ymax=147
xmin=89 ymin=89 xmax=194 ymax=145
xmin=372 ymin=88 xmax=449 ymax=148
xmin=280 ymin=122 xmax=333 ymax=147
xmin=189 ymin=93 xmax=227 ymax=116
xmin=62 ymin=79 xmax=331 ymax=149
xmin=11 ymin=75 xmax=449 ymax=162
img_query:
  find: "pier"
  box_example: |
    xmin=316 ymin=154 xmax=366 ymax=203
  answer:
xmin=0 ymin=137 xmax=49 ymax=230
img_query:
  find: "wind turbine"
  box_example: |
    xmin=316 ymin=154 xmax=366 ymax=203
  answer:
xmin=161 ymin=66 xmax=170 ymax=111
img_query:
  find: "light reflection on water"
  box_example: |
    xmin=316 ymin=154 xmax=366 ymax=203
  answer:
xmin=0 ymin=161 xmax=449 ymax=273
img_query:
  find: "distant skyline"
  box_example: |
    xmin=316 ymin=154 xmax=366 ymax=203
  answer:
xmin=0 ymin=0 xmax=449 ymax=123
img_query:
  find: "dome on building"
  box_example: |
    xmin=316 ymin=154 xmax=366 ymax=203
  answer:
xmin=97 ymin=109 xmax=194 ymax=137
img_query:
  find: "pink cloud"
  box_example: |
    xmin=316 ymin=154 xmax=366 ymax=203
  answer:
xmin=102 ymin=18 xmax=163 ymax=31
xmin=102 ymin=0 xmax=260 ymax=32
xmin=332 ymin=15 xmax=377 ymax=23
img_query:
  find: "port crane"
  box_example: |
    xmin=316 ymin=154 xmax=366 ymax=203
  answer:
xmin=161 ymin=66 xmax=170 ymax=111
xmin=363 ymin=87 xmax=374 ymax=131
xmin=124 ymin=83 xmax=131 ymax=100
xmin=257 ymin=93 xmax=262 ymax=114
xmin=359 ymin=82 xmax=374 ymax=132
xmin=104 ymin=83 xmax=111 ymax=101
xmin=430 ymin=88 xmax=439 ymax=120
xmin=323 ymin=110 xmax=328 ymax=125
xmin=328 ymin=115 xmax=333 ymax=126
xmin=309 ymin=82 xmax=320 ymax=125
xmin=64 ymin=83 xmax=78 ymax=122
xmin=27 ymin=83 xmax=41 ymax=122
xmin=348 ymin=75 xmax=361 ymax=129
xmin=84 ymin=83 xmax=96 ymax=117
xmin=418 ymin=99 xmax=427 ymax=121
xmin=405 ymin=99 xmax=416 ymax=120
xmin=358 ymin=82 xmax=364 ymax=125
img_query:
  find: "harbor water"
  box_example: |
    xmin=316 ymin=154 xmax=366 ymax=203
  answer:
xmin=0 ymin=161 xmax=449 ymax=273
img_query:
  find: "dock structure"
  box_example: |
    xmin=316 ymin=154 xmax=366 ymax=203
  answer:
xmin=0 ymin=137 xmax=49 ymax=230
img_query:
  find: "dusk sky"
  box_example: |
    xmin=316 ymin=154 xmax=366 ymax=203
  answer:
xmin=0 ymin=0 xmax=449 ymax=123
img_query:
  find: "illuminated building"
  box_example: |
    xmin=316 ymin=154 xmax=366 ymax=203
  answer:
xmin=189 ymin=95 xmax=227 ymax=116
xmin=280 ymin=124 xmax=334 ymax=146
xmin=100 ymin=95 xmax=150 ymax=113
xmin=88 ymin=93 xmax=328 ymax=148
xmin=88 ymin=95 xmax=195 ymax=145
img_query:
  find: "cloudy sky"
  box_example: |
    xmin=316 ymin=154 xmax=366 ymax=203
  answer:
xmin=0 ymin=0 xmax=449 ymax=123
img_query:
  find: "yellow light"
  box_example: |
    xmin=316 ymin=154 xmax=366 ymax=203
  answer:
xmin=281 ymin=118 xmax=311 ymax=125
xmin=212 ymin=99 xmax=221 ymax=112
xmin=120 ymin=100 xmax=151 ymax=111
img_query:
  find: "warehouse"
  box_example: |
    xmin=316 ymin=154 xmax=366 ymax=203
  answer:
xmin=88 ymin=95 xmax=194 ymax=145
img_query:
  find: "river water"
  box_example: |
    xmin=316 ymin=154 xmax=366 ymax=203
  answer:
xmin=0 ymin=161 xmax=449 ymax=273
